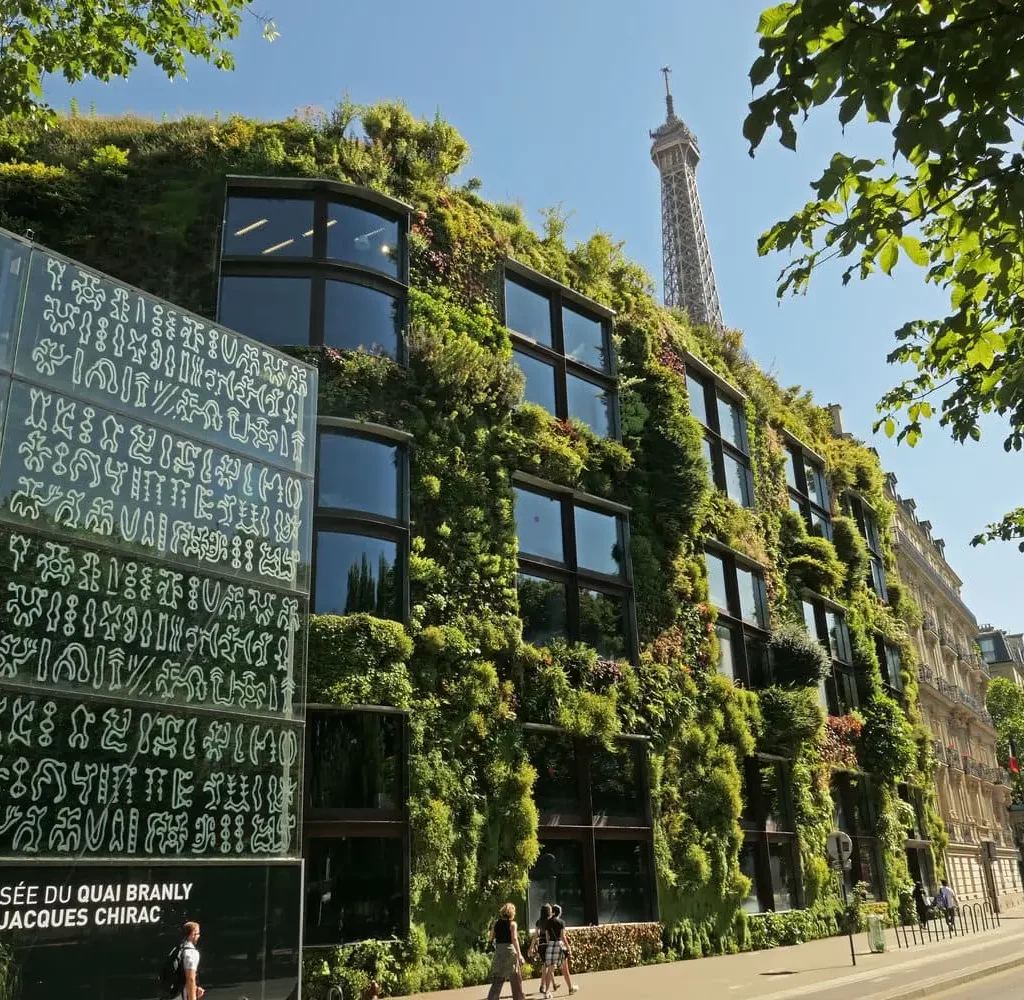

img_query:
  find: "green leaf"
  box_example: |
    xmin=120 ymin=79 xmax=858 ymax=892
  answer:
xmin=966 ymin=338 xmax=995 ymax=370
xmin=883 ymin=418 xmax=896 ymax=438
xmin=900 ymin=236 xmax=928 ymax=266
xmin=879 ymin=239 xmax=899 ymax=275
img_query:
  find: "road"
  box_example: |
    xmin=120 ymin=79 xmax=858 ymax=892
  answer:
xmin=932 ymin=965 xmax=1024 ymax=999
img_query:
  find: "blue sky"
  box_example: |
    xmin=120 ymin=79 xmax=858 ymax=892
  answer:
xmin=46 ymin=0 xmax=1024 ymax=630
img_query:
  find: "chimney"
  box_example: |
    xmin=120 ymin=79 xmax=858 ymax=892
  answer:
xmin=828 ymin=403 xmax=844 ymax=437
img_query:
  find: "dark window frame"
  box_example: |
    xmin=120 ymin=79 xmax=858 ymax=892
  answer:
xmin=878 ymin=637 xmax=905 ymax=696
xmin=515 ymin=475 xmax=638 ymax=664
xmin=784 ymin=434 xmax=832 ymax=540
xmin=741 ymin=754 xmax=803 ymax=913
xmin=311 ymin=420 xmax=411 ymax=623
xmin=845 ymin=492 xmax=888 ymax=602
xmin=802 ymin=593 xmax=855 ymax=714
xmin=218 ymin=177 xmax=411 ymax=362
xmin=302 ymin=704 xmax=411 ymax=946
xmin=706 ymin=544 xmax=770 ymax=687
xmin=525 ymin=725 xmax=658 ymax=926
xmin=686 ymin=357 xmax=755 ymax=510
xmin=832 ymin=771 xmax=886 ymax=899
xmin=502 ymin=260 xmax=621 ymax=440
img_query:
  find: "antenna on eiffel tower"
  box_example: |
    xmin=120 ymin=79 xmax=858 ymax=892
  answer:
xmin=661 ymin=66 xmax=675 ymax=120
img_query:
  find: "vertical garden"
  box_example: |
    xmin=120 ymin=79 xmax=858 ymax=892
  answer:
xmin=0 ymin=101 xmax=945 ymax=995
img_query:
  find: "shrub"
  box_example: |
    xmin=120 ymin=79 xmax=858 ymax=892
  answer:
xmin=555 ymin=923 xmax=663 ymax=973
xmin=757 ymin=687 xmax=824 ymax=757
xmin=861 ymin=694 xmax=917 ymax=783
xmin=768 ymin=622 xmax=832 ymax=688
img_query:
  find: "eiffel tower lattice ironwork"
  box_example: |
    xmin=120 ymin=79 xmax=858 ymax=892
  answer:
xmin=650 ymin=67 xmax=723 ymax=327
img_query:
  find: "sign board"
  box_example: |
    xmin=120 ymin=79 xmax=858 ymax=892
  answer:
xmin=826 ymin=830 xmax=854 ymax=868
xmin=0 ymin=227 xmax=315 ymax=997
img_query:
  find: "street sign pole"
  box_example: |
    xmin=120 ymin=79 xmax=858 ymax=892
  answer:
xmin=827 ymin=831 xmax=857 ymax=967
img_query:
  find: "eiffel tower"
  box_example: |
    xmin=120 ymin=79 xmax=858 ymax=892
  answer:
xmin=650 ymin=67 xmax=723 ymax=327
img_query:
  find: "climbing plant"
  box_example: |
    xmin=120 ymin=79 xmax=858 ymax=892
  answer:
xmin=0 ymin=99 xmax=943 ymax=992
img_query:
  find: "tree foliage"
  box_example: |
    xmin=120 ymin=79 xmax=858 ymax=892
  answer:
xmin=986 ymin=676 xmax=1024 ymax=799
xmin=746 ymin=1 xmax=1024 ymax=546
xmin=0 ymin=0 xmax=276 ymax=120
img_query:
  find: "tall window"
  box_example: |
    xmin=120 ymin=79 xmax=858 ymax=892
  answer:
xmin=832 ymin=773 xmax=884 ymax=899
xmin=524 ymin=728 xmax=656 ymax=926
xmin=313 ymin=425 xmax=409 ymax=621
xmin=845 ymin=493 xmax=887 ymax=601
xmin=504 ymin=263 xmax=618 ymax=439
xmin=803 ymin=597 xmax=857 ymax=714
xmin=686 ymin=361 xmax=754 ymax=509
xmin=740 ymin=757 xmax=801 ymax=912
xmin=515 ymin=482 xmax=635 ymax=661
xmin=878 ymin=640 xmax=904 ymax=696
xmin=706 ymin=547 xmax=770 ymax=687
xmin=303 ymin=707 xmax=410 ymax=945
xmin=219 ymin=178 xmax=409 ymax=359
xmin=785 ymin=437 xmax=832 ymax=539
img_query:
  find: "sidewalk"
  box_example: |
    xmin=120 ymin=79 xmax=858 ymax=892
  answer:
xmin=407 ymin=918 xmax=1024 ymax=1000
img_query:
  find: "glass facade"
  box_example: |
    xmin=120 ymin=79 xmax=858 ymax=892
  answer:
xmin=688 ymin=365 xmax=754 ymax=509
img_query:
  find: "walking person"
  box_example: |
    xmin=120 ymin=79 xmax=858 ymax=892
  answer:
xmin=934 ymin=879 xmax=959 ymax=932
xmin=162 ymin=920 xmax=204 ymax=1000
xmin=529 ymin=904 xmax=552 ymax=995
xmin=542 ymin=905 xmax=578 ymax=997
xmin=486 ymin=903 xmax=525 ymax=1000
xmin=912 ymin=881 xmax=931 ymax=926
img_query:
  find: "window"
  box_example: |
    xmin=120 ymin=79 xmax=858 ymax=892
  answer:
xmin=313 ymin=426 xmax=409 ymax=622
xmin=525 ymin=730 xmax=655 ymax=926
xmin=740 ymin=757 xmax=801 ymax=913
xmin=832 ymin=773 xmax=884 ymax=899
xmin=220 ymin=179 xmax=408 ymax=357
xmin=219 ymin=275 xmax=312 ymax=346
xmin=304 ymin=707 xmax=409 ymax=946
xmin=687 ymin=364 xmax=754 ymax=509
xmin=803 ymin=597 xmax=855 ymax=714
xmin=706 ymin=548 xmax=769 ymax=687
xmin=879 ymin=640 xmax=904 ymax=695
xmin=515 ymin=485 xmax=634 ymax=661
xmin=504 ymin=264 xmax=618 ymax=440
xmin=846 ymin=493 xmax=887 ymax=601
xmin=980 ymin=636 xmax=998 ymax=664
xmin=785 ymin=439 xmax=832 ymax=539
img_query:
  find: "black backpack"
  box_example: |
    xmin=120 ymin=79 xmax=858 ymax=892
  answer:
xmin=160 ymin=941 xmax=186 ymax=998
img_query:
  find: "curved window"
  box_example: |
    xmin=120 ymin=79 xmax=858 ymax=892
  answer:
xmin=219 ymin=179 xmax=409 ymax=358
xmin=223 ymin=196 xmax=315 ymax=257
xmin=317 ymin=431 xmax=399 ymax=517
xmin=327 ymin=201 xmax=401 ymax=278
xmin=313 ymin=530 xmax=398 ymax=617
xmin=324 ymin=279 xmax=401 ymax=358
xmin=218 ymin=275 xmax=311 ymax=346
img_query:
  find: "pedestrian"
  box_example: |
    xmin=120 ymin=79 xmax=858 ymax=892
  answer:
xmin=542 ymin=905 xmax=579 ymax=997
xmin=529 ymin=904 xmax=552 ymax=993
xmin=912 ymin=881 xmax=930 ymax=925
xmin=166 ymin=921 xmax=203 ymax=1000
xmin=486 ymin=903 xmax=525 ymax=1000
xmin=934 ymin=879 xmax=959 ymax=931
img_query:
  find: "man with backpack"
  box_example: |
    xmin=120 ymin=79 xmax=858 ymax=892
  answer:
xmin=162 ymin=921 xmax=204 ymax=999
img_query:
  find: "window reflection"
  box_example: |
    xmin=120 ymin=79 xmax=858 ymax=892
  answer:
xmin=737 ymin=567 xmax=766 ymax=628
xmin=314 ymin=531 xmax=398 ymax=618
xmin=768 ymin=841 xmax=797 ymax=911
xmin=327 ymin=201 xmax=400 ymax=278
xmin=717 ymin=394 xmax=746 ymax=450
xmin=515 ymin=489 xmax=565 ymax=563
xmin=717 ymin=623 xmax=736 ymax=681
xmin=562 ymin=306 xmax=608 ymax=371
xmin=518 ymin=574 xmax=568 ymax=646
xmin=305 ymin=837 xmax=405 ymax=945
xmin=524 ymin=731 xmax=581 ymax=814
xmin=826 ymin=610 xmax=851 ymax=663
xmin=307 ymin=711 xmax=401 ymax=810
xmin=724 ymin=452 xmax=753 ymax=507
xmin=591 ymin=744 xmax=644 ymax=818
xmin=515 ymin=349 xmax=558 ymax=414
xmin=529 ymin=841 xmax=586 ymax=928
xmin=687 ymin=373 xmax=708 ymax=425
xmin=578 ymin=589 xmax=626 ymax=659
xmin=575 ymin=506 xmax=622 ymax=577
xmin=318 ymin=432 xmax=399 ymax=518
xmin=739 ymin=842 xmax=761 ymax=913
xmin=505 ymin=278 xmax=553 ymax=346
xmin=785 ymin=448 xmax=799 ymax=490
xmin=324 ymin=280 xmax=401 ymax=358
xmin=219 ymin=275 xmax=311 ymax=346
xmin=595 ymin=840 xmax=652 ymax=924
xmin=705 ymin=551 xmax=729 ymax=612
xmin=567 ymin=373 xmax=612 ymax=437
xmin=223 ymin=196 xmax=314 ymax=257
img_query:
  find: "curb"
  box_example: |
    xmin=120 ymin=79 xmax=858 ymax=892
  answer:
xmin=865 ymin=951 xmax=1024 ymax=999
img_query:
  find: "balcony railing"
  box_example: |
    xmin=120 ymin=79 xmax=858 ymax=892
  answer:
xmin=940 ymin=627 xmax=957 ymax=651
xmin=938 ymin=677 xmax=958 ymax=699
xmin=947 ymin=746 xmax=962 ymax=769
xmin=919 ymin=665 xmax=935 ymax=686
xmin=893 ymin=527 xmax=977 ymax=620
xmin=923 ymin=612 xmax=938 ymax=636
xmin=932 ymin=738 xmax=947 ymax=764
